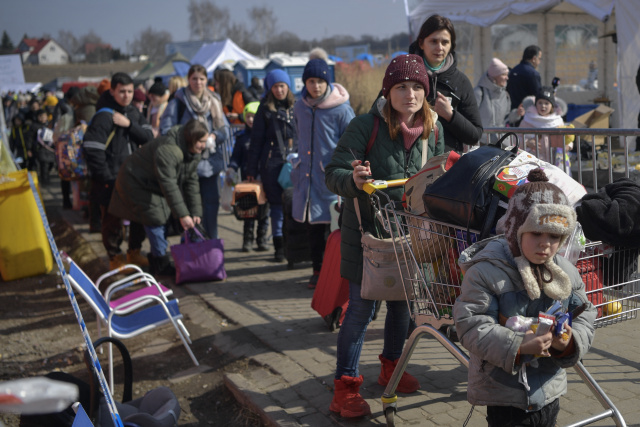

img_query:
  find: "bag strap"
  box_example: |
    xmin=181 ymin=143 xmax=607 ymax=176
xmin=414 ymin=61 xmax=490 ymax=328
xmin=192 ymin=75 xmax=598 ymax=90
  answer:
xmin=478 ymin=194 xmax=501 ymax=243
xmin=355 ymin=116 xmax=382 ymax=236
xmin=184 ymin=226 xmax=207 ymax=243
xmin=88 ymin=107 xmax=116 ymax=150
xmin=421 ymin=125 xmax=439 ymax=166
xmin=492 ymin=131 xmax=518 ymax=148
xmin=364 ymin=116 xmax=380 ymax=156
xmin=272 ymin=113 xmax=288 ymax=161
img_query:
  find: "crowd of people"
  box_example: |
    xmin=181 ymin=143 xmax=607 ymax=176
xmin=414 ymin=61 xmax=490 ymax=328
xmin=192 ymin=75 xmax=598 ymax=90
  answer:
xmin=2 ymin=14 xmax=598 ymax=426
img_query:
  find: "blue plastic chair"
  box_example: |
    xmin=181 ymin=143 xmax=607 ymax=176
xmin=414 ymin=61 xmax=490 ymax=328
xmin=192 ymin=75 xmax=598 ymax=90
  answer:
xmin=66 ymin=260 xmax=199 ymax=391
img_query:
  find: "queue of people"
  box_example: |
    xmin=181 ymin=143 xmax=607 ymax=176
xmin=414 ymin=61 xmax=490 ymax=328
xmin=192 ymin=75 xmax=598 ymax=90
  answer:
xmin=2 ymin=14 xmax=598 ymax=426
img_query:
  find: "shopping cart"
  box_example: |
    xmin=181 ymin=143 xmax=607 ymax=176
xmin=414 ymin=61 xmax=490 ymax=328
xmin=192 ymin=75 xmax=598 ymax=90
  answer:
xmin=362 ymin=179 xmax=638 ymax=427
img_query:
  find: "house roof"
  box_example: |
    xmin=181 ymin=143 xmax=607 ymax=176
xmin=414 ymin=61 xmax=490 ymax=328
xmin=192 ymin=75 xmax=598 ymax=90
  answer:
xmin=14 ymin=37 xmax=48 ymax=54
xmin=31 ymin=39 xmax=52 ymax=55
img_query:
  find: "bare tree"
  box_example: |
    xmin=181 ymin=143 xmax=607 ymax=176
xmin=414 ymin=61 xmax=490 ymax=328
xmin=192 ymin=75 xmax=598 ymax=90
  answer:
xmin=249 ymin=6 xmax=277 ymax=57
xmin=78 ymin=30 xmax=104 ymax=46
xmin=188 ymin=0 xmax=229 ymax=41
xmin=57 ymin=30 xmax=79 ymax=54
xmin=130 ymin=27 xmax=173 ymax=62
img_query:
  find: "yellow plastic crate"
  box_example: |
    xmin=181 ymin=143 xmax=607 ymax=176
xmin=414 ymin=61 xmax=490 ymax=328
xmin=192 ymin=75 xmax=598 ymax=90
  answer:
xmin=0 ymin=170 xmax=53 ymax=281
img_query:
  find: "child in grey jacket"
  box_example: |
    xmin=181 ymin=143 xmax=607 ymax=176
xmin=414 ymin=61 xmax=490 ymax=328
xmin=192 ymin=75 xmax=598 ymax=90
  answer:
xmin=453 ymin=168 xmax=596 ymax=426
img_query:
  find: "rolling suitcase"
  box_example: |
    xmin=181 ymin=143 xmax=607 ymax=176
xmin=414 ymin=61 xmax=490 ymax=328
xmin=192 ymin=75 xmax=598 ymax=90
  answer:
xmin=311 ymin=229 xmax=349 ymax=331
xmin=282 ymin=187 xmax=312 ymax=269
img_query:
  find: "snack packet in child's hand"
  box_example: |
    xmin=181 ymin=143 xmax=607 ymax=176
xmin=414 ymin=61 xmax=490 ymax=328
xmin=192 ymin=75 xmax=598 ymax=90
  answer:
xmin=532 ymin=313 xmax=555 ymax=357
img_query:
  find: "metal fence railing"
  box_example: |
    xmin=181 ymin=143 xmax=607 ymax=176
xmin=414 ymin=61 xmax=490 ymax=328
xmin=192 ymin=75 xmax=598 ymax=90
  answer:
xmin=483 ymin=127 xmax=640 ymax=192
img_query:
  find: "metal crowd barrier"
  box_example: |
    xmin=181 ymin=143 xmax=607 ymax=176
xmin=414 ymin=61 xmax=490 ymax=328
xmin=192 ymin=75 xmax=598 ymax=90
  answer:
xmin=483 ymin=127 xmax=640 ymax=192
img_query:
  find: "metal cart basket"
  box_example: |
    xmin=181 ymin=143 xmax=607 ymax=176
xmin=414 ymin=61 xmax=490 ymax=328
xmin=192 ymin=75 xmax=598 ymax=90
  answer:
xmin=362 ymin=179 xmax=639 ymax=427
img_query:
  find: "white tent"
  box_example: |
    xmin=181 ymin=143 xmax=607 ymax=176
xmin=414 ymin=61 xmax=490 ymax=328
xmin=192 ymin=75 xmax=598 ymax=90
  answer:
xmin=190 ymin=39 xmax=258 ymax=78
xmin=405 ymin=0 xmax=640 ymax=138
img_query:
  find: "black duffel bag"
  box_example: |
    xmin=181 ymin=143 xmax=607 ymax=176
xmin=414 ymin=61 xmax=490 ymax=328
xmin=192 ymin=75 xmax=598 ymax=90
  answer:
xmin=422 ymin=133 xmax=518 ymax=242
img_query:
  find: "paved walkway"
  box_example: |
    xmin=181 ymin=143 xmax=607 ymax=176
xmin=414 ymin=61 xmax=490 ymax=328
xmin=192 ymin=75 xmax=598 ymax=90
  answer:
xmin=41 ymin=176 xmax=640 ymax=427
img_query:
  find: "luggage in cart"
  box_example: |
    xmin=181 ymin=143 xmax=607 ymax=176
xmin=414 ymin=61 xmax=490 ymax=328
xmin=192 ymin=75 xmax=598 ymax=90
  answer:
xmin=362 ymin=178 xmax=638 ymax=427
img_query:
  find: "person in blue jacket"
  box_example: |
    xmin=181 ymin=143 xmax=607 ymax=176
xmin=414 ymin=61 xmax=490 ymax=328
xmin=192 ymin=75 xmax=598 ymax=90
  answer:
xmin=292 ymin=59 xmax=355 ymax=289
xmin=160 ymin=64 xmax=230 ymax=240
xmin=245 ymin=70 xmax=297 ymax=262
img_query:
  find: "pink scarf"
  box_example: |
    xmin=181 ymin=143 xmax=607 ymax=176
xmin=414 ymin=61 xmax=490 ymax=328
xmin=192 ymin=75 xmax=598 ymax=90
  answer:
xmin=400 ymin=122 xmax=424 ymax=151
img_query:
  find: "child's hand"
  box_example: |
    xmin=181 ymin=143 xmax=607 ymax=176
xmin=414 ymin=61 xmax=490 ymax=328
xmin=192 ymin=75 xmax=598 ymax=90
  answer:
xmin=551 ymin=323 xmax=572 ymax=352
xmin=520 ymin=329 xmax=553 ymax=356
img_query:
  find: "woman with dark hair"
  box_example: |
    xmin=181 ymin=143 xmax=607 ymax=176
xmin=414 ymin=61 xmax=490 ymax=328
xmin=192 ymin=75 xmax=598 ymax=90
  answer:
xmin=160 ymin=64 xmax=230 ymax=240
xmin=245 ymin=69 xmax=298 ymax=262
xmin=325 ymin=54 xmax=444 ymax=418
xmin=109 ymin=119 xmax=208 ymax=276
xmin=409 ymin=14 xmax=483 ymax=152
xmin=214 ymin=68 xmax=256 ymax=124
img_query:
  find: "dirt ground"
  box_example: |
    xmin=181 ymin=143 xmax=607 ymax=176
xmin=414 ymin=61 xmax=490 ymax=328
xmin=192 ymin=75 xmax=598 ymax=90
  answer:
xmin=0 ymin=217 xmax=263 ymax=426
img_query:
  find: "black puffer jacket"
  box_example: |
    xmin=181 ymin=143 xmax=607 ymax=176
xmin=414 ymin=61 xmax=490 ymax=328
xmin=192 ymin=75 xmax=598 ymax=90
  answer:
xmin=576 ymin=178 xmax=640 ymax=247
xmin=408 ymin=45 xmax=483 ymax=152
xmin=83 ymin=91 xmax=154 ymax=183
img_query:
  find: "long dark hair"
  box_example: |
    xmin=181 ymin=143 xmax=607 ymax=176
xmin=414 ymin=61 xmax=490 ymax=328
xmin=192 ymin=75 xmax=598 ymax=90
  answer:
xmin=409 ymin=14 xmax=457 ymax=56
xmin=264 ymin=86 xmax=295 ymax=112
xmin=383 ymin=97 xmax=435 ymax=142
xmin=183 ymin=119 xmax=208 ymax=150
xmin=214 ymin=69 xmax=237 ymax=109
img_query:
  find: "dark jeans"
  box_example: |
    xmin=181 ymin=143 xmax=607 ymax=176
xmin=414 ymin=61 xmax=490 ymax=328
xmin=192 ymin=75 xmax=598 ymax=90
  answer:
xmin=486 ymin=399 xmax=560 ymax=427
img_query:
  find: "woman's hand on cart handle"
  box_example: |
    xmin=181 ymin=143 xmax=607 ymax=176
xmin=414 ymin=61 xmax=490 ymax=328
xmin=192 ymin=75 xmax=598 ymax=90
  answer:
xmin=363 ymin=178 xmax=409 ymax=195
xmin=351 ymin=159 xmax=373 ymax=190
xmin=246 ymin=175 xmax=255 ymax=183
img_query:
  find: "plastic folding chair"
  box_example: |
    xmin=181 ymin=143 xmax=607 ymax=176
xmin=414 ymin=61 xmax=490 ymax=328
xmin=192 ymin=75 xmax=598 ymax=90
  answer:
xmin=65 ymin=259 xmax=199 ymax=391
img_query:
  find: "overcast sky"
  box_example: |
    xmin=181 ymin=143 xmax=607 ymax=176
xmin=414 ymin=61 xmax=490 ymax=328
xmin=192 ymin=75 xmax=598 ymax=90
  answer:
xmin=1 ymin=0 xmax=411 ymax=52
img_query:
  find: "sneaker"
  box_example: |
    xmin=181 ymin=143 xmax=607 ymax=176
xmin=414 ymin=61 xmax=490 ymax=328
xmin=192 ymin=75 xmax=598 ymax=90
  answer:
xmin=109 ymin=254 xmax=128 ymax=270
xmin=127 ymin=249 xmax=149 ymax=267
xmin=308 ymin=271 xmax=321 ymax=289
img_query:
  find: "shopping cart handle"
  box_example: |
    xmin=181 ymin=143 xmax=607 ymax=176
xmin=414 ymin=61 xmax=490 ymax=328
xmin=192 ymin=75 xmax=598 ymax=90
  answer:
xmin=363 ymin=179 xmax=408 ymax=195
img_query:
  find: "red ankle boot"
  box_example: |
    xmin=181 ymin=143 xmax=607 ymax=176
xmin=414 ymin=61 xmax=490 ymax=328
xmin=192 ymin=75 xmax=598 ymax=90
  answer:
xmin=377 ymin=354 xmax=420 ymax=394
xmin=329 ymin=375 xmax=371 ymax=418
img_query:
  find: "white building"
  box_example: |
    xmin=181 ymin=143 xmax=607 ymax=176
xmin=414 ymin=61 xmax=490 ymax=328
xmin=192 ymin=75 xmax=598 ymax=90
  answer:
xmin=15 ymin=38 xmax=69 ymax=65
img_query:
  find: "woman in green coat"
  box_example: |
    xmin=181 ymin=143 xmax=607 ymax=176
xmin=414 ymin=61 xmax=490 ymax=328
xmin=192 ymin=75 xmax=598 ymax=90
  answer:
xmin=109 ymin=119 xmax=208 ymax=275
xmin=324 ymin=54 xmax=444 ymax=418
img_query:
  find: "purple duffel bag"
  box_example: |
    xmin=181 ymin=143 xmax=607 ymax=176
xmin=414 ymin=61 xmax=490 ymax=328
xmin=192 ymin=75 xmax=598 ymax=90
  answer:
xmin=171 ymin=228 xmax=226 ymax=284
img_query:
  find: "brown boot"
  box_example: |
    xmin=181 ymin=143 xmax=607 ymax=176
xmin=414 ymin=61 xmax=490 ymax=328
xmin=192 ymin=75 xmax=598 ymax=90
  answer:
xmin=329 ymin=375 xmax=371 ymax=418
xmin=377 ymin=354 xmax=420 ymax=394
xmin=109 ymin=253 xmax=128 ymax=271
xmin=127 ymin=249 xmax=149 ymax=267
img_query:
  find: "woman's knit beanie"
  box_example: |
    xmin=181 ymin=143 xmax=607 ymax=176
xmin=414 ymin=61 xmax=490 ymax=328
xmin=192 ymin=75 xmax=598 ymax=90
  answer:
xmin=149 ymin=82 xmax=167 ymax=97
xmin=381 ymin=54 xmax=430 ymax=98
xmin=535 ymin=86 xmax=556 ymax=108
xmin=502 ymin=168 xmax=577 ymax=300
xmin=264 ymin=69 xmax=291 ymax=92
xmin=302 ymin=58 xmax=330 ymax=83
xmin=487 ymin=58 xmax=509 ymax=78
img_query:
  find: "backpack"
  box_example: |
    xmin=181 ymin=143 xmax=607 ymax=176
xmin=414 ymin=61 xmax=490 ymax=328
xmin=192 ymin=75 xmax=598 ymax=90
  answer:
xmin=56 ymin=122 xmax=88 ymax=180
xmin=58 ymin=108 xmax=116 ymax=181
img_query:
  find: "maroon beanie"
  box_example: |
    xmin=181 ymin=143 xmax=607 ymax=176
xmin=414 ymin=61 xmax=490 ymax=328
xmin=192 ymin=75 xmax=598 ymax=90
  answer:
xmin=382 ymin=54 xmax=430 ymax=98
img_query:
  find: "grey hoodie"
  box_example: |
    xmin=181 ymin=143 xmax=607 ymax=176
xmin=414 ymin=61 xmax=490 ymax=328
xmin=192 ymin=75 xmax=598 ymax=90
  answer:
xmin=453 ymin=237 xmax=596 ymax=411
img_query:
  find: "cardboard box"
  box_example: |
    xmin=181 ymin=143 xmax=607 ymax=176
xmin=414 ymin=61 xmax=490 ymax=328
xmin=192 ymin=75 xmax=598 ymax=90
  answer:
xmin=570 ymin=105 xmax=614 ymax=145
